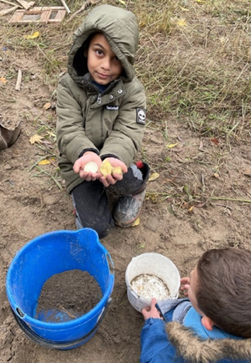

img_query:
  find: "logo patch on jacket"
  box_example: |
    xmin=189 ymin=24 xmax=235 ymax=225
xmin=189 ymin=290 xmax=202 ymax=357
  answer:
xmin=106 ymin=105 xmax=119 ymax=110
xmin=136 ymin=108 xmax=146 ymax=125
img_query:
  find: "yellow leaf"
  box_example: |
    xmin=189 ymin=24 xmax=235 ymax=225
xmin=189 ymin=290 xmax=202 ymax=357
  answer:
xmin=38 ymin=159 xmax=50 ymax=165
xmin=47 ymin=131 xmax=56 ymax=138
xmin=195 ymin=0 xmax=205 ymax=3
xmin=23 ymin=31 xmax=40 ymax=39
xmin=117 ymin=0 xmax=126 ymax=5
xmin=0 ymin=77 xmax=7 ymax=84
xmin=177 ymin=19 xmax=187 ymax=27
xmin=29 ymin=134 xmax=44 ymax=144
xmin=180 ymin=6 xmax=189 ymax=11
xmin=167 ymin=143 xmax=178 ymax=148
xmin=188 ymin=206 xmax=194 ymax=212
xmin=132 ymin=218 xmax=140 ymax=227
xmin=43 ymin=102 xmax=51 ymax=110
xmin=148 ymin=172 xmax=160 ymax=182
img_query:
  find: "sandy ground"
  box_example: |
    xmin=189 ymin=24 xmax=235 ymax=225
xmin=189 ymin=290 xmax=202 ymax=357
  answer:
xmin=1 ymin=5 xmax=251 ymax=363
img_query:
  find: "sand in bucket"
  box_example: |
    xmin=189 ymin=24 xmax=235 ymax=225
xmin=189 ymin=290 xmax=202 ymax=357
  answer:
xmin=36 ymin=269 xmax=102 ymax=323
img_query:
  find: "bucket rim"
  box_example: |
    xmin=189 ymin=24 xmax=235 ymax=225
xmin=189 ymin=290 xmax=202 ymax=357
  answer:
xmin=125 ymin=252 xmax=180 ymax=282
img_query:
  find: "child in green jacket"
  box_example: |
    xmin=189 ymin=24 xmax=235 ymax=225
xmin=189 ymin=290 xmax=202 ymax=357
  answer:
xmin=56 ymin=5 xmax=149 ymax=238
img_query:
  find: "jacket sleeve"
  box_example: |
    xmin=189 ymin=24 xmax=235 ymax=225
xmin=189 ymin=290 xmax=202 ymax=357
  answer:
xmin=100 ymin=81 xmax=146 ymax=166
xmin=140 ymin=318 xmax=179 ymax=363
xmin=56 ymin=75 xmax=99 ymax=164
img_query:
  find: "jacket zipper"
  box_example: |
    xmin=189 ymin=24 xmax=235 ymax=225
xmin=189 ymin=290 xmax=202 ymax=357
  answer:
xmin=97 ymin=93 xmax=102 ymax=104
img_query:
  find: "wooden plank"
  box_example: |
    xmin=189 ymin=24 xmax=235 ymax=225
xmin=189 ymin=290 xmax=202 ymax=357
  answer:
xmin=0 ymin=5 xmax=18 ymax=16
xmin=15 ymin=0 xmax=34 ymax=10
xmin=8 ymin=7 xmax=66 ymax=23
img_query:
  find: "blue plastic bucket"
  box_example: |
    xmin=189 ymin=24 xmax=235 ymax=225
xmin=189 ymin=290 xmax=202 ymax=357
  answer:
xmin=6 ymin=228 xmax=114 ymax=349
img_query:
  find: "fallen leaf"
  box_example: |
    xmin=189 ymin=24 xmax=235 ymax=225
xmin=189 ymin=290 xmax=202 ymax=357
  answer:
xmin=211 ymin=138 xmax=219 ymax=145
xmin=117 ymin=0 xmax=126 ymax=5
xmin=148 ymin=172 xmax=160 ymax=182
xmin=43 ymin=102 xmax=51 ymax=110
xmin=132 ymin=218 xmax=140 ymax=227
xmin=0 ymin=77 xmax=7 ymax=84
xmin=213 ymin=173 xmax=220 ymax=179
xmin=38 ymin=159 xmax=50 ymax=165
xmin=23 ymin=31 xmax=40 ymax=39
xmin=29 ymin=134 xmax=44 ymax=144
xmin=243 ymin=170 xmax=251 ymax=177
xmin=167 ymin=143 xmax=178 ymax=148
xmin=177 ymin=19 xmax=187 ymax=26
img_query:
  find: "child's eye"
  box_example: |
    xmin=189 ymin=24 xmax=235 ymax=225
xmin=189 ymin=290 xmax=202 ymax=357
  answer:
xmin=95 ymin=49 xmax=103 ymax=56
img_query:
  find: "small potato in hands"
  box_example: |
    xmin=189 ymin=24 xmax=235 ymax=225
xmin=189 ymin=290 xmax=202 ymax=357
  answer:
xmin=112 ymin=166 xmax=123 ymax=175
xmin=84 ymin=161 xmax=99 ymax=173
xmin=99 ymin=159 xmax=113 ymax=177
xmin=99 ymin=160 xmax=123 ymax=177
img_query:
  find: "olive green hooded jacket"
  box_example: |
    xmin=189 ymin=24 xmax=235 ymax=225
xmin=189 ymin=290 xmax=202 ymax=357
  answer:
xmin=56 ymin=4 xmax=146 ymax=193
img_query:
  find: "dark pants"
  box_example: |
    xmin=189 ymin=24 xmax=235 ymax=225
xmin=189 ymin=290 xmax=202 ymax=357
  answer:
xmin=71 ymin=163 xmax=149 ymax=238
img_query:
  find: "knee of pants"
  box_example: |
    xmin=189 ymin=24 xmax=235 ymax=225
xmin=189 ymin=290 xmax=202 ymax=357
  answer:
xmin=75 ymin=213 xmax=114 ymax=239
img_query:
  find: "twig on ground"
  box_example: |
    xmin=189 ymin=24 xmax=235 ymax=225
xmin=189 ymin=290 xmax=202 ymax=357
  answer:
xmin=28 ymin=155 xmax=57 ymax=172
xmin=15 ymin=69 xmax=22 ymax=91
xmin=34 ymin=166 xmax=63 ymax=190
xmin=210 ymin=196 xmax=251 ymax=203
xmin=0 ymin=5 xmax=18 ymax=16
xmin=66 ymin=0 xmax=101 ymax=23
xmin=59 ymin=305 xmax=77 ymax=319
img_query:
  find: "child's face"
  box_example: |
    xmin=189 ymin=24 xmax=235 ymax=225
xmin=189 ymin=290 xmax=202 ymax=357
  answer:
xmin=187 ymin=267 xmax=205 ymax=317
xmin=86 ymin=33 xmax=123 ymax=85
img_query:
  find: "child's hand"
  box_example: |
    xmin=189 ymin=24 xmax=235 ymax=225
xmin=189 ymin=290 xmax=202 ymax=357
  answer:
xmin=99 ymin=157 xmax=127 ymax=187
xmin=73 ymin=152 xmax=102 ymax=181
xmin=141 ymin=298 xmax=162 ymax=321
xmin=180 ymin=277 xmax=190 ymax=296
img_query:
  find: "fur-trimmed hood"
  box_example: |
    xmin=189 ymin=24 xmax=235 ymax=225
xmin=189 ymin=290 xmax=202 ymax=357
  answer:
xmin=166 ymin=322 xmax=251 ymax=363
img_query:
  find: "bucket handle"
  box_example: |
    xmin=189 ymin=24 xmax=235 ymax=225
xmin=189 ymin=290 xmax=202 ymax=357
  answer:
xmin=106 ymin=252 xmax=114 ymax=275
xmin=10 ymin=298 xmax=112 ymax=349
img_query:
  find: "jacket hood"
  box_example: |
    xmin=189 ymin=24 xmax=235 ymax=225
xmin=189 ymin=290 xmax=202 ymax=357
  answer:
xmin=166 ymin=322 xmax=251 ymax=363
xmin=67 ymin=4 xmax=139 ymax=85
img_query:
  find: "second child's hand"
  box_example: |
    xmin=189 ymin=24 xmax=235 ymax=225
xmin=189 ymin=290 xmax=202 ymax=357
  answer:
xmin=180 ymin=277 xmax=190 ymax=296
xmin=142 ymin=298 xmax=163 ymax=321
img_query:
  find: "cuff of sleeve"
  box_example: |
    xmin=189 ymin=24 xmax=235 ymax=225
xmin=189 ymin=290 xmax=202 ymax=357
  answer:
xmin=145 ymin=318 xmax=164 ymax=326
xmin=79 ymin=148 xmax=99 ymax=158
xmin=100 ymin=154 xmax=120 ymax=161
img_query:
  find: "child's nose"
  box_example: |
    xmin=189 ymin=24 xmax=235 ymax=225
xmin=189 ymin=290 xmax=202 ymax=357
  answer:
xmin=101 ymin=57 xmax=111 ymax=70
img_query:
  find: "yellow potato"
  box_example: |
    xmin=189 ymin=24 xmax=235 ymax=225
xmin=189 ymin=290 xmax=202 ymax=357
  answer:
xmin=99 ymin=159 xmax=113 ymax=177
xmin=112 ymin=166 xmax=123 ymax=175
xmin=99 ymin=160 xmax=123 ymax=177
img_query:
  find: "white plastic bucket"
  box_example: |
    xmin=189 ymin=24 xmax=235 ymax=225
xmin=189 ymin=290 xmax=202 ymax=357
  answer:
xmin=125 ymin=253 xmax=180 ymax=312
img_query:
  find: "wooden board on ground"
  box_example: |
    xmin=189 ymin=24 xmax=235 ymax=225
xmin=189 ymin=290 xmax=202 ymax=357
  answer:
xmin=8 ymin=6 xmax=66 ymax=23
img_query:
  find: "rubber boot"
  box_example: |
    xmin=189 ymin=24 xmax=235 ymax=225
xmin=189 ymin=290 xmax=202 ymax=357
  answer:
xmin=113 ymin=162 xmax=150 ymax=228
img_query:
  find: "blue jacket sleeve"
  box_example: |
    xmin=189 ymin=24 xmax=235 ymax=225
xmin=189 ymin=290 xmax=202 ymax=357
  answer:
xmin=140 ymin=318 xmax=178 ymax=363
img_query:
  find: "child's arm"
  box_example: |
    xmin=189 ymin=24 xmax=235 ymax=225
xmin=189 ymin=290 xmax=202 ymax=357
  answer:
xmin=56 ymin=77 xmax=99 ymax=162
xmin=140 ymin=299 xmax=177 ymax=363
xmin=99 ymin=82 xmax=146 ymax=166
